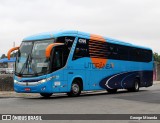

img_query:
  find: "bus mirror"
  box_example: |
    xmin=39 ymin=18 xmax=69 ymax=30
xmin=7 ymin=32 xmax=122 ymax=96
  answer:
xmin=7 ymin=46 xmax=20 ymax=60
xmin=45 ymin=43 xmax=64 ymax=58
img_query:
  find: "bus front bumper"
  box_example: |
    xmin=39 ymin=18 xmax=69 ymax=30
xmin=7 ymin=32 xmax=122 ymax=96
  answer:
xmin=14 ymin=77 xmax=55 ymax=93
xmin=14 ymin=82 xmax=52 ymax=93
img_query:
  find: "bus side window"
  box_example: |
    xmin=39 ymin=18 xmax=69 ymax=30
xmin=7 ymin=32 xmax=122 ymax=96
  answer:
xmin=108 ymin=44 xmax=119 ymax=60
xmin=52 ymin=48 xmax=63 ymax=71
xmin=129 ymin=48 xmax=138 ymax=62
xmin=63 ymin=46 xmax=70 ymax=65
xmin=72 ymin=38 xmax=89 ymax=60
xmin=129 ymin=48 xmax=152 ymax=62
xmin=140 ymin=50 xmax=152 ymax=62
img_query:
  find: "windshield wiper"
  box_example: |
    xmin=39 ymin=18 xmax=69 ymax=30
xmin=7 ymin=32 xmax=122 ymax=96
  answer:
xmin=28 ymin=54 xmax=38 ymax=76
xmin=17 ymin=53 xmax=38 ymax=77
xmin=18 ymin=54 xmax=30 ymax=76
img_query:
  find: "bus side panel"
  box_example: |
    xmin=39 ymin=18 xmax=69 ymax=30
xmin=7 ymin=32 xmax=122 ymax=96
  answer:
xmin=99 ymin=60 xmax=153 ymax=90
xmin=66 ymin=58 xmax=89 ymax=91
xmin=99 ymin=70 xmax=153 ymax=89
xmin=70 ymin=58 xmax=153 ymax=91
xmin=85 ymin=58 xmax=115 ymax=90
xmin=87 ymin=59 xmax=130 ymax=90
xmin=140 ymin=70 xmax=153 ymax=87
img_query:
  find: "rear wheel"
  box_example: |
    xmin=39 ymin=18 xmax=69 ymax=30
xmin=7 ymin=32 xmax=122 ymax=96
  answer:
xmin=40 ymin=93 xmax=53 ymax=98
xmin=128 ymin=79 xmax=140 ymax=92
xmin=106 ymin=89 xmax=117 ymax=93
xmin=67 ymin=80 xmax=82 ymax=97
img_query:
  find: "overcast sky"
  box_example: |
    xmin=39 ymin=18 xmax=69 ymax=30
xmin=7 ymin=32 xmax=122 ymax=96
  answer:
xmin=0 ymin=0 xmax=160 ymax=56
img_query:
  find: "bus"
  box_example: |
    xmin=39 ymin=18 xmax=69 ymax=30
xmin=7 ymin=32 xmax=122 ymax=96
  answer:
xmin=7 ymin=30 xmax=153 ymax=98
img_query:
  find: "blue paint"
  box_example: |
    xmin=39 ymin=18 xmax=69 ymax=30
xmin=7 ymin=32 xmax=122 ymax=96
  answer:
xmin=12 ymin=30 xmax=153 ymax=94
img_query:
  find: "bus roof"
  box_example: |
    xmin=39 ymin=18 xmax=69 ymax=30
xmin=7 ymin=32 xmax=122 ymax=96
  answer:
xmin=23 ymin=30 xmax=152 ymax=50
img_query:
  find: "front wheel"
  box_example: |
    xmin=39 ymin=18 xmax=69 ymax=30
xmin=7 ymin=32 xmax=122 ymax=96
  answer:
xmin=40 ymin=93 xmax=53 ymax=98
xmin=67 ymin=80 xmax=82 ymax=97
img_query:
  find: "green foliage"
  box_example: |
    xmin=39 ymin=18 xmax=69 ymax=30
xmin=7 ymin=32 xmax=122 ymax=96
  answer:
xmin=0 ymin=54 xmax=6 ymax=59
xmin=0 ymin=52 xmax=17 ymax=59
xmin=153 ymin=52 xmax=160 ymax=63
xmin=10 ymin=52 xmax=17 ymax=58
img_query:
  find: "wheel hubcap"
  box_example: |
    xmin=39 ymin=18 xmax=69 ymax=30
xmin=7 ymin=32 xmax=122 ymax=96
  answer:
xmin=72 ymin=84 xmax=79 ymax=94
xmin=135 ymin=82 xmax=139 ymax=90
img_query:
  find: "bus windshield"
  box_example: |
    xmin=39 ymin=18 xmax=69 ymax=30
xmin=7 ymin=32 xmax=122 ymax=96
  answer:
xmin=15 ymin=39 xmax=54 ymax=77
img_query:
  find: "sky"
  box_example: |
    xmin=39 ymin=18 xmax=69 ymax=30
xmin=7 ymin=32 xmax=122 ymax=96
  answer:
xmin=0 ymin=0 xmax=160 ymax=57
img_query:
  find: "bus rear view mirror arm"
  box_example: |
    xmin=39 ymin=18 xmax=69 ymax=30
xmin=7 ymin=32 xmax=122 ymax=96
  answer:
xmin=7 ymin=46 xmax=20 ymax=60
xmin=45 ymin=43 xmax=64 ymax=58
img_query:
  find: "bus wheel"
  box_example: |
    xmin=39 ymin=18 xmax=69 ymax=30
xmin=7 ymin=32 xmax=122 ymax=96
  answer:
xmin=106 ymin=89 xmax=117 ymax=93
xmin=67 ymin=80 xmax=82 ymax=97
xmin=40 ymin=93 xmax=53 ymax=98
xmin=128 ymin=79 xmax=140 ymax=92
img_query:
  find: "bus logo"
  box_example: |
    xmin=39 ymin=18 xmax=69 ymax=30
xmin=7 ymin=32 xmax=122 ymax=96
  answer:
xmin=79 ymin=39 xmax=86 ymax=44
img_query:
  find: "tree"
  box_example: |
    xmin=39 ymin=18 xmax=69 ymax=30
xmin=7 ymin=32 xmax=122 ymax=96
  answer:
xmin=153 ymin=52 xmax=160 ymax=63
xmin=0 ymin=54 xmax=6 ymax=59
xmin=0 ymin=51 xmax=17 ymax=60
xmin=10 ymin=52 xmax=17 ymax=57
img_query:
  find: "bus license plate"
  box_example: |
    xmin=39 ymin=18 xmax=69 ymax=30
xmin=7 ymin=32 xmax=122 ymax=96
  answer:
xmin=25 ymin=88 xmax=31 ymax=91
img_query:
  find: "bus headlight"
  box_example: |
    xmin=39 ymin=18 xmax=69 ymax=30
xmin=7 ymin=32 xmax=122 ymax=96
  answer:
xmin=14 ymin=79 xmax=18 ymax=83
xmin=38 ymin=76 xmax=54 ymax=84
xmin=46 ymin=76 xmax=53 ymax=81
xmin=38 ymin=79 xmax=46 ymax=83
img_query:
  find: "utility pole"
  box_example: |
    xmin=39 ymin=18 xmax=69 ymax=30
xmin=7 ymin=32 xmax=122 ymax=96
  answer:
xmin=12 ymin=41 xmax=16 ymax=70
xmin=13 ymin=41 xmax=15 ymax=47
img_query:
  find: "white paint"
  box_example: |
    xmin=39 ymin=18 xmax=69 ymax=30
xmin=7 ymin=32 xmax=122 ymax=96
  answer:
xmin=54 ymin=81 xmax=61 ymax=86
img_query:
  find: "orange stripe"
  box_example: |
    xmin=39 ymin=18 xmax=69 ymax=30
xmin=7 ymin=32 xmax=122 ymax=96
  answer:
xmin=45 ymin=43 xmax=64 ymax=58
xmin=90 ymin=34 xmax=108 ymax=69
xmin=89 ymin=47 xmax=108 ymax=51
xmin=7 ymin=47 xmax=20 ymax=60
xmin=89 ymin=52 xmax=108 ymax=56
xmin=89 ymin=40 xmax=106 ymax=44
xmin=90 ymin=34 xmax=106 ymax=42
xmin=89 ymin=44 xmax=107 ymax=48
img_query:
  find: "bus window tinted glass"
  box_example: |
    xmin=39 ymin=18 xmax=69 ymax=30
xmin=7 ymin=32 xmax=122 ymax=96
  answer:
xmin=73 ymin=38 xmax=89 ymax=60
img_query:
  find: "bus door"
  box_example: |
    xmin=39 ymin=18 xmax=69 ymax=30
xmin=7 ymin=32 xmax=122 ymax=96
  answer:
xmin=51 ymin=46 xmax=67 ymax=92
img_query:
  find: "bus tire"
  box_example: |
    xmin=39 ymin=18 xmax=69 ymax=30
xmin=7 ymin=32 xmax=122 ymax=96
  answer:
xmin=67 ymin=79 xmax=82 ymax=97
xmin=128 ymin=79 xmax=140 ymax=92
xmin=106 ymin=89 xmax=117 ymax=93
xmin=40 ymin=93 xmax=53 ymax=98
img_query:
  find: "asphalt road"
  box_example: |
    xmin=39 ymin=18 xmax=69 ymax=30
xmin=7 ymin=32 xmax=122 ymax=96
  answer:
xmin=0 ymin=84 xmax=160 ymax=123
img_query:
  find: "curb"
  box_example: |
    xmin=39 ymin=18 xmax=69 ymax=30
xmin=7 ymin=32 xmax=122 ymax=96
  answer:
xmin=153 ymin=81 xmax=160 ymax=84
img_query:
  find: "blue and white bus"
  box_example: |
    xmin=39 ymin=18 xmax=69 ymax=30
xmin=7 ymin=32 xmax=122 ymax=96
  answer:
xmin=8 ymin=30 xmax=153 ymax=97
